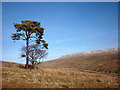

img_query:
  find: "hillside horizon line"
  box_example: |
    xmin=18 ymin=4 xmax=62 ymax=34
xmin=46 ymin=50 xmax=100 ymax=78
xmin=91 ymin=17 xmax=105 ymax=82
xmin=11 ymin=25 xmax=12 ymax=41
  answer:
xmin=1 ymin=47 xmax=119 ymax=64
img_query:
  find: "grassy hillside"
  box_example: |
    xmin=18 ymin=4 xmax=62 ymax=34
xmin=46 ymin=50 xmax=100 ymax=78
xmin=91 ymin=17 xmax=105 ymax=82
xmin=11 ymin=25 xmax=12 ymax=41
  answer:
xmin=2 ymin=61 xmax=118 ymax=88
xmin=40 ymin=53 xmax=118 ymax=74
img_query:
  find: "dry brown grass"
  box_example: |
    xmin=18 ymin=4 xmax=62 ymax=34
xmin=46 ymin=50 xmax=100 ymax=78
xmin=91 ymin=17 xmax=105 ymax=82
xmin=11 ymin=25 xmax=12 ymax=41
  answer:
xmin=40 ymin=53 xmax=118 ymax=74
xmin=2 ymin=62 xmax=118 ymax=88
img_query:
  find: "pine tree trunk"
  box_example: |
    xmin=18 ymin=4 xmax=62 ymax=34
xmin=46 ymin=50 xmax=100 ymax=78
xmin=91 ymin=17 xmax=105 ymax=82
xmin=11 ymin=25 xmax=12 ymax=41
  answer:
xmin=26 ymin=38 xmax=29 ymax=69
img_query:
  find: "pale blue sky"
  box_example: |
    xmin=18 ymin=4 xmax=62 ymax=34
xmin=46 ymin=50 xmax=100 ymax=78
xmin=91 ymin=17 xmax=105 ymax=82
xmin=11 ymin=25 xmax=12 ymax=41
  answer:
xmin=2 ymin=2 xmax=118 ymax=64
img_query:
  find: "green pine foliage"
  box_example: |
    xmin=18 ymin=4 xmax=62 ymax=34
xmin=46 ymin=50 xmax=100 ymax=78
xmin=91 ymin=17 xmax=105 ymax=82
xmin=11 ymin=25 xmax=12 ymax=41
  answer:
xmin=11 ymin=20 xmax=48 ymax=49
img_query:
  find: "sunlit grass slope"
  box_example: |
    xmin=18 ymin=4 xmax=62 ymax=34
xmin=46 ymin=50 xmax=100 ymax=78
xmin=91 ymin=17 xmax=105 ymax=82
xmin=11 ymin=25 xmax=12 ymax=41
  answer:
xmin=2 ymin=61 xmax=118 ymax=88
xmin=40 ymin=53 xmax=118 ymax=74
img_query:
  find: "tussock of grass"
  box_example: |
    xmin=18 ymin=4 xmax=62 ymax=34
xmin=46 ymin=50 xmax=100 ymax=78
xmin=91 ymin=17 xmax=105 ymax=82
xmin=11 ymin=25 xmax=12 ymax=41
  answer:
xmin=2 ymin=63 xmax=118 ymax=88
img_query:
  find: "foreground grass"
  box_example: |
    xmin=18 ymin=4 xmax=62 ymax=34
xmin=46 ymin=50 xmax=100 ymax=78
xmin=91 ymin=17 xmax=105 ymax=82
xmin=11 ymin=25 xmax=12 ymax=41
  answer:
xmin=2 ymin=64 xmax=118 ymax=88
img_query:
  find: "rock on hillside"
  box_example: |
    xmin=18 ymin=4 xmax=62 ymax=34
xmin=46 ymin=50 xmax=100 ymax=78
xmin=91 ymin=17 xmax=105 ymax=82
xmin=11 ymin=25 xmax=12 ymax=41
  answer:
xmin=59 ymin=48 xmax=119 ymax=59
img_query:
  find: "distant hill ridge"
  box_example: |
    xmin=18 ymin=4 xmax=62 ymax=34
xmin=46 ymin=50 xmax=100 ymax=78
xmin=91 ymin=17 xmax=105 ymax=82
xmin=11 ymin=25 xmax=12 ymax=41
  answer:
xmin=40 ymin=48 xmax=119 ymax=73
xmin=59 ymin=48 xmax=119 ymax=59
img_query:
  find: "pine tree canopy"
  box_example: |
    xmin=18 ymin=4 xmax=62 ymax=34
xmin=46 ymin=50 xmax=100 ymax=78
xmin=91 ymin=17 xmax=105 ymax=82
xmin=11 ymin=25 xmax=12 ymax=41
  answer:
xmin=11 ymin=20 xmax=48 ymax=49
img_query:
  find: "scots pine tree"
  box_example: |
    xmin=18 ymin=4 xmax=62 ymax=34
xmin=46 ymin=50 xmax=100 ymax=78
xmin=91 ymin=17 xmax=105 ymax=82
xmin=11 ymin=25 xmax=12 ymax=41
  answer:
xmin=11 ymin=20 xmax=48 ymax=68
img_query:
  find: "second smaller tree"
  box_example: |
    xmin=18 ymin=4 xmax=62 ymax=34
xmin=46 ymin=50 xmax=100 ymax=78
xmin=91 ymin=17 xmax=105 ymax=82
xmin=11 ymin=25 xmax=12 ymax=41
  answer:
xmin=21 ymin=44 xmax=48 ymax=68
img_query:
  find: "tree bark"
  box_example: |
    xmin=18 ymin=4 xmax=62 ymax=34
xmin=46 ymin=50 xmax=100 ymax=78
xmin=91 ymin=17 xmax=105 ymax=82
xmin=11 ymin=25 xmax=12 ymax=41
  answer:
xmin=26 ymin=34 xmax=29 ymax=69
